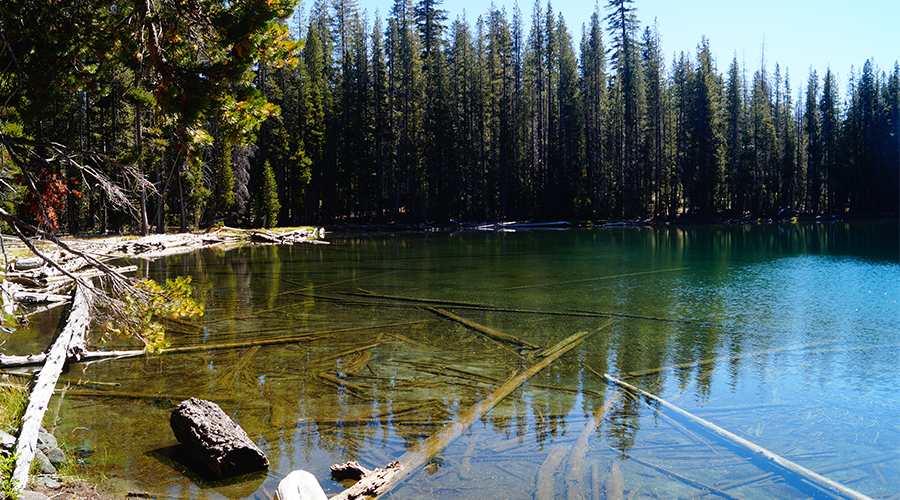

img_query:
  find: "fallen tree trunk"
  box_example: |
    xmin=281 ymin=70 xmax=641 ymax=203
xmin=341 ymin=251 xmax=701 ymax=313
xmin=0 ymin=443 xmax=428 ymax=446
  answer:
xmin=602 ymin=374 xmax=874 ymax=500
xmin=426 ymin=307 xmax=540 ymax=350
xmin=564 ymin=390 xmax=622 ymax=500
xmin=170 ymin=397 xmax=269 ymax=478
xmin=12 ymin=282 xmax=92 ymax=493
xmin=331 ymin=323 xmax=612 ymax=500
xmin=0 ymin=321 xmax=425 ymax=368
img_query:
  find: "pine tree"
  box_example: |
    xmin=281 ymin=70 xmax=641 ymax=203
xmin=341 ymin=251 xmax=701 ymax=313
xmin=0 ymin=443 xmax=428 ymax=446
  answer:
xmin=387 ymin=0 xmax=426 ymax=220
xmin=581 ymin=7 xmax=608 ymax=218
xmin=724 ymin=55 xmax=747 ymax=214
xmin=820 ymin=67 xmax=841 ymax=213
xmin=804 ymin=70 xmax=824 ymax=213
xmin=448 ymin=15 xmax=477 ymax=218
xmin=691 ymin=37 xmax=724 ymax=216
xmin=641 ymin=21 xmax=666 ymax=217
xmin=605 ymin=0 xmax=643 ymax=217
xmin=555 ymin=14 xmax=584 ymax=218
xmin=259 ymin=160 xmax=281 ymax=228
xmin=750 ymin=68 xmax=777 ymax=214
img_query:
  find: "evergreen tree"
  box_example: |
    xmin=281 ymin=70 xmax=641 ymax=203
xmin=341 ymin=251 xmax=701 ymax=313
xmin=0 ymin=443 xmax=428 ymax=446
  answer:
xmin=690 ymin=37 xmax=724 ymax=216
xmin=724 ymin=55 xmax=747 ymax=214
xmin=605 ymin=0 xmax=643 ymax=217
xmin=820 ymin=67 xmax=841 ymax=213
xmin=641 ymin=21 xmax=667 ymax=217
xmin=749 ymin=67 xmax=777 ymax=214
xmin=259 ymin=160 xmax=281 ymax=228
xmin=581 ymin=8 xmax=608 ymax=218
xmin=387 ymin=0 xmax=426 ymax=220
xmin=804 ymin=70 xmax=824 ymax=213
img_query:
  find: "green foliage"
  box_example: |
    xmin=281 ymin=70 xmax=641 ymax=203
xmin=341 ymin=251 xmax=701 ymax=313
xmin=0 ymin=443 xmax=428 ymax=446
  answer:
xmin=0 ymin=384 xmax=25 ymax=500
xmin=1 ymin=451 xmax=20 ymax=500
xmin=259 ymin=161 xmax=281 ymax=228
xmin=0 ymin=384 xmax=26 ymax=434
xmin=1 ymin=0 xmax=896 ymax=233
xmin=103 ymin=276 xmax=204 ymax=353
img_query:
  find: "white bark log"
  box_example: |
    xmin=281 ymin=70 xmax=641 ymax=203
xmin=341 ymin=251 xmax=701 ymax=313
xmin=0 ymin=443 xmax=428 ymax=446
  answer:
xmin=603 ymin=373 xmax=874 ymax=500
xmin=12 ymin=282 xmax=92 ymax=493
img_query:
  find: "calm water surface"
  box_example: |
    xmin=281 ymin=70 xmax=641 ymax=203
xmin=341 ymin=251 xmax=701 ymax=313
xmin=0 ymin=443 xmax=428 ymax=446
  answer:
xmin=20 ymin=222 xmax=900 ymax=499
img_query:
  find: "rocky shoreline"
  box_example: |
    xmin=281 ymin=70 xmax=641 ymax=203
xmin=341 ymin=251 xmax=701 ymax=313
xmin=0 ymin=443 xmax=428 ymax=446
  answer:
xmin=1 ymin=227 xmax=325 ymax=499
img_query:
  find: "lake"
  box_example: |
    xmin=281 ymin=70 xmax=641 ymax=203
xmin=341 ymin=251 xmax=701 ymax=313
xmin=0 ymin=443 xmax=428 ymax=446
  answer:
xmin=23 ymin=221 xmax=900 ymax=499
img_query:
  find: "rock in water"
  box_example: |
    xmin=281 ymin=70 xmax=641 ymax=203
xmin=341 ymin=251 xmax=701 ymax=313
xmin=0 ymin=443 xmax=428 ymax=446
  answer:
xmin=274 ymin=470 xmax=328 ymax=500
xmin=170 ymin=397 xmax=269 ymax=478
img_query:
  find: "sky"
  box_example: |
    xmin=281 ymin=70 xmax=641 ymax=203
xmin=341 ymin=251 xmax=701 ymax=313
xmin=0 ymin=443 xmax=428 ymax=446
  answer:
xmin=351 ymin=0 xmax=899 ymax=95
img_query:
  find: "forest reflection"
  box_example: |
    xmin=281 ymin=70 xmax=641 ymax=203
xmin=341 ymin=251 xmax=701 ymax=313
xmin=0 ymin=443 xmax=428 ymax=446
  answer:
xmin=66 ymin=220 xmax=896 ymax=498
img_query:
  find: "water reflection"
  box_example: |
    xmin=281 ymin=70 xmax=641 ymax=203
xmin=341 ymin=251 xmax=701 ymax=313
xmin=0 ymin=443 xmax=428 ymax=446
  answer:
xmin=33 ymin=221 xmax=899 ymax=499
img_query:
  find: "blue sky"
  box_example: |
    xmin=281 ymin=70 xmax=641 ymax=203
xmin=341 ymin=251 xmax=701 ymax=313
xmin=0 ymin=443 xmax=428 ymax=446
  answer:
xmin=347 ymin=0 xmax=899 ymax=95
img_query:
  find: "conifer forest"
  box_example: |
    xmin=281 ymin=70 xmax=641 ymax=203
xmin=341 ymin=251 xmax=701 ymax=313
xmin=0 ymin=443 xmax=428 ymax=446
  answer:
xmin=1 ymin=0 xmax=897 ymax=233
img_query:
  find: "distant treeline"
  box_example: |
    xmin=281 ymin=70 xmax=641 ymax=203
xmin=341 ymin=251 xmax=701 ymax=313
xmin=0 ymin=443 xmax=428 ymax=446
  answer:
xmin=2 ymin=0 xmax=898 ymax=233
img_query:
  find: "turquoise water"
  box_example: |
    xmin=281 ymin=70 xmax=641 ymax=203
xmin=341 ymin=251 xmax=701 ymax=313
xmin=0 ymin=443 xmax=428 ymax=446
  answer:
xmin=35 ymin=222 xmax=900 ymax=498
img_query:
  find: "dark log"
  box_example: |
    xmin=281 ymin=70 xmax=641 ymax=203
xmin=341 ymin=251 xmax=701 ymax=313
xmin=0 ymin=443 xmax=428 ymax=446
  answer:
xmin=169 ymin=397 xmax=269 ymax=478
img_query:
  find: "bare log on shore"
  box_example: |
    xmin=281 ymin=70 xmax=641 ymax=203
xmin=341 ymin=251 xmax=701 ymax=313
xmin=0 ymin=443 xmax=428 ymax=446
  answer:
xmin=330 ymin=324 xmax=611 ymax=500
xmin=12 ymin=283 xmax=92 ymax=493
xmin=602 ymin=373 xmax=874 ymax=500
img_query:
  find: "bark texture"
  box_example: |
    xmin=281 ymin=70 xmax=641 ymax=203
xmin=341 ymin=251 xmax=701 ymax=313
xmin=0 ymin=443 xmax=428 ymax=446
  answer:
xmin=170 ymin=397 xmax=269 ymax=478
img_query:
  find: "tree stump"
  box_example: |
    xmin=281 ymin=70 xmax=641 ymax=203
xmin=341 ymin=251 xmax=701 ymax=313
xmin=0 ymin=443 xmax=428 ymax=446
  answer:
xmin=170 ymin=398 xmax=269 ymax=478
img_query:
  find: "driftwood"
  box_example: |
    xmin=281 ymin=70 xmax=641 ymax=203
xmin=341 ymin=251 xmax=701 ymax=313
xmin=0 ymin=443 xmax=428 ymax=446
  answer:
xmin=426 ymin=307 xmax=540 ymax=350
xmin=331 ymin=323 xmax=610 ymax=500
xmin=170 ymin=397 xmax=269 ymax=478
xmin=329 ymin=461 xmax=403 ymax=499
xmin=12 ymin=283 xmax=92 ymax=493
xmin=564 ymin=391 xmax=622 ymax=500
xmin=602 ymin=374 xmax=874 ymax=500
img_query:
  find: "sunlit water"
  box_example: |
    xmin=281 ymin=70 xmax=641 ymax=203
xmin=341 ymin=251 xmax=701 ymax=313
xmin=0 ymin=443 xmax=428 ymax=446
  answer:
xmin=7 ymin=221 xmax=899 ymax=499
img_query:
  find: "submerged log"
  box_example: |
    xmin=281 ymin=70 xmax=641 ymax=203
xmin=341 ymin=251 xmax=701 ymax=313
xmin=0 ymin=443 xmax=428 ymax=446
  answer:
xmin=169 ymin=397 xmax=269 ymax=478
xmin=564 ymin=390 xmax=622 ymax=500
xmin=426 ymin=307 xmax=540 ymax=350
xmin=12 ymin=282 xmax=92 ymax=493
xmin=624 ymin=454 xmax=743 ymax=500
xmin=602 ymin=374 xmax=874 ymax=500
xmin=604 ymin=460 xmax=625 ymax=500
xmin=535 ymin=445 xmax=567 ymax=500
xmin=331 ymin=322 xmax=612 ymax=500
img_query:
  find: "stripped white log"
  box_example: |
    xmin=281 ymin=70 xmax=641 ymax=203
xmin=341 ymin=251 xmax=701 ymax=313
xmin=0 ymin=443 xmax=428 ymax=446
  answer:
xmin=12 ymin=283 xmax=92 ymax=493
xmin=602 ymin=373 xmax=874 ymax=500
xmin=274 ymin=470 xmax=328 ymax=500
xmin=13 ymin=292 xmax=72 ymax=304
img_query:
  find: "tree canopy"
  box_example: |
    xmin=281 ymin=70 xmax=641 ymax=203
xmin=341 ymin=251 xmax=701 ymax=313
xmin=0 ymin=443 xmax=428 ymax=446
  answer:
xmin=1 ymin=0 xmax=897 ymax=234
